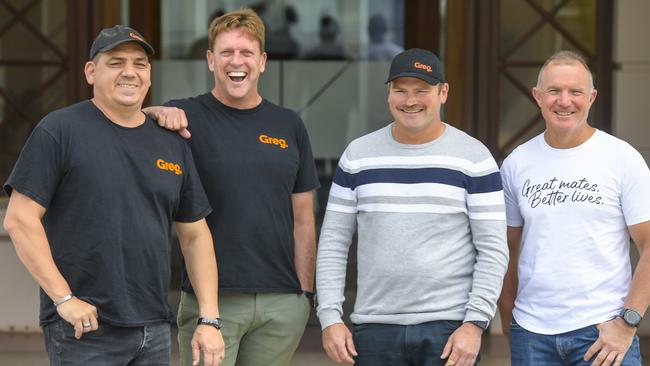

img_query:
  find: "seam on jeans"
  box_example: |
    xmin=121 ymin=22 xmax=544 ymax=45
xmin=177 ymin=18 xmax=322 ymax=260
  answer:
xmin=51 ymin=320 xmax=64 ymax=365
xmin=132 ymin=326 xmax=148 ymax=360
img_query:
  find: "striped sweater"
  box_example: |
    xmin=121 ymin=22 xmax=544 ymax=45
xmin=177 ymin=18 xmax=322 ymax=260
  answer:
xmin=316 ymin=123 xmax=508 ymax=328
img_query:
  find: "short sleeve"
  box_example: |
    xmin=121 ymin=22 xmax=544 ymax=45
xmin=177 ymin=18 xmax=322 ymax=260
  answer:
xmin=500 ymin=157 xmax=523 ymax=227
xmin=292 ymin=119 xmax=320 ymax=193
xmin=174 ymin=142 xmax=212 ymax=222
xmin=620 ymin=148 xmax=650 ymax=226
xmin=3 ymin=126 xmax=63 ymax=208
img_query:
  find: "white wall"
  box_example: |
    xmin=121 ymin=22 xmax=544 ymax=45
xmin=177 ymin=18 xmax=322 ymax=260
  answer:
xmin=0 ymin=201 xmax=41 ymax=332
xmin=613 ymin=0 xmax=650 ymax=163
xmin=613 ymin=0 xmax=650 ymax=334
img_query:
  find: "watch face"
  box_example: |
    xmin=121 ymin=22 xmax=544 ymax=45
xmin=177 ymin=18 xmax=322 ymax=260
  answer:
xmin=624 ymin=310 xmax=642 ymax=326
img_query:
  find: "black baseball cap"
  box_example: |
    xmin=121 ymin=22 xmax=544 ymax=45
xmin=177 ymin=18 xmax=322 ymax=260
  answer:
xmin=386 ymin=48 xmax=444 ymax=85
xmin=89 ymin=25 xmax=155 ymax=60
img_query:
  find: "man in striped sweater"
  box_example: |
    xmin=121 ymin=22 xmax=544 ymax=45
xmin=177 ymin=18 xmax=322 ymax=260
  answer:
xmin=315 ymin=48 xmax=508 ymax=366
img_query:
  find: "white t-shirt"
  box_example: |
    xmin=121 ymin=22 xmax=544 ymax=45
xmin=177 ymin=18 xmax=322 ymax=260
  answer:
xmin=501 ymin=130 xmax=650 ymax=334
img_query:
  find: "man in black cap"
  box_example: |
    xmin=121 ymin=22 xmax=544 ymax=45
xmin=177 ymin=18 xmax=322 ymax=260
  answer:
xmin=315 ymin=48 xmax=508 ymax=366
xmin=3 ymin=25 xmax=224 ymax=365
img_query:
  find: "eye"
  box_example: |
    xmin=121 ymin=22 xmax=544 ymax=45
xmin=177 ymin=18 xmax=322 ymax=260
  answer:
xmin=545 ymin=89 xmax=559 ymax=96
xmin=220 ymin=51 xmax=233 ymax=56
xmin=570 ymin=90 xmax=585 ymax=96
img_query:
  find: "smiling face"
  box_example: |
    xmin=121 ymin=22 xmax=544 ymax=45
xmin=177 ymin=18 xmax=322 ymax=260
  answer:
xmin=208 ymin=28 xmax=267 ymax=109
xmin=533 ymin=60 xmax=597 ymax=145
xmin=388 ymin=77 xmax=448 ymax=144
xmin=84 ymin=42 xmax=151 ymax=113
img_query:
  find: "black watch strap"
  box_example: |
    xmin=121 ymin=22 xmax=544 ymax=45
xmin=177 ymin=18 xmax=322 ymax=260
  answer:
xmin=197 ymin=317 xmax=222 ymax=330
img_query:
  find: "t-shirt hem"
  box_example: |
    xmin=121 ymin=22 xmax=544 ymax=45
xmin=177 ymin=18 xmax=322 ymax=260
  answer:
xmin=512 ymin=313 xmax=617 ymax=335
xmin=293 ymin=182 xmax=321 ymax=194
xmin=183 ymin=287 xmax=302 ymax=294
xmin=625 ymin=214 xmax=650 ymax=227
xmin=3 ymin=184 xmax=49 ymax=208
xmin=175 ymin=206 xmax=213 ymax=223
xmin=40 ymin=315 xmax=174 ymax=328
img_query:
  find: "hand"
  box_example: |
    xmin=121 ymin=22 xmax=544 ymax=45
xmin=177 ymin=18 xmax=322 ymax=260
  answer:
xmin=191 ymin=325 xmax=225 ymax=366
xmin=441 ymin=322 xmax=482 ymax=366
xmin=151 ymin=106 xmax=191 ymax=139
xmin=56 ymin=297 xmax=99 ymax=339
xmin=583 ymin=318 xmax=636 ymax=366
xmin=322 ymin=323 xmax=357 ymax=364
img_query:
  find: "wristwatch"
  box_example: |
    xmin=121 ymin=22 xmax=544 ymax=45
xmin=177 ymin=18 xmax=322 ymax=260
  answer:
xmin=619 ymin=309 xmax=643 ymax=327
xmin=197 ymin=317 xmax=222 ymax=330
xmin=465 ymin=320 xmax=489 ymax=331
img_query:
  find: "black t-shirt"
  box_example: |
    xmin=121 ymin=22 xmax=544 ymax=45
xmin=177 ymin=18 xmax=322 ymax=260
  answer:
xmin=3 ymin=100 xmax=211 ymax=326
xmin=166 ymin=94 xmax=319 ymax=293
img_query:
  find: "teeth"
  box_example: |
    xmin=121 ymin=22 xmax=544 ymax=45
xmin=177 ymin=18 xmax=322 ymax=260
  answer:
xmin=228 ymin=71 xmax=247 ymax=77
xmin=555 ymin=111 xmax=573 ymax=116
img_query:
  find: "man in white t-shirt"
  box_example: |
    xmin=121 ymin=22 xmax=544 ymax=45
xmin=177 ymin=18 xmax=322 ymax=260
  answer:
xmin=499 ymin=50 xmax=650 ymax=366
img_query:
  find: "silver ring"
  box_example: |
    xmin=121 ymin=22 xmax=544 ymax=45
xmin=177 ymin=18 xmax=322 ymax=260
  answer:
xmin=82 ymin=323 xmax=91 ymax=328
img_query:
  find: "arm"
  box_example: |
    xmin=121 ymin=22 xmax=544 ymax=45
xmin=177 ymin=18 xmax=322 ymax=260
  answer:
xmin=176 ymin=219 xmax=224 ymax=366
xmin=142 ymin=106 xmax=191 ymax=139
xmin=584 ymin=220 xmax=650 ymax=366
xmin=441 ymin=218 xmax=509 ymax=366
xmin=497 ymin=226 xmax=522 ymax=339
xmin=3 ymin=191 xmax=98 ymax=339
xmin=292 ymin=190 xmax=316 ymax=292
xmin=316 ymin=209 xmax=358 ymax=364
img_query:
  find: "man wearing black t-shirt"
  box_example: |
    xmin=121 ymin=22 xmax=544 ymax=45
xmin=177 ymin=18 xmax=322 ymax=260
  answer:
xmin=145 ymin=9 xmax=319 ymax=366
xmin=3 ymin=26 xmax=224 ymax=366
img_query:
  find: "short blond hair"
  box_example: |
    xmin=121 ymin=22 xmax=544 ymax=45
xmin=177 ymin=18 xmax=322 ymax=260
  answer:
xmin=208 ymin=8 xmax=265 ymax=53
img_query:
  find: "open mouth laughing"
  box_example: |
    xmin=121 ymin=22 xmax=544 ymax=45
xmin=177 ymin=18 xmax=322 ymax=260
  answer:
xmin=228 ymin=71 xmax=247 ymax=82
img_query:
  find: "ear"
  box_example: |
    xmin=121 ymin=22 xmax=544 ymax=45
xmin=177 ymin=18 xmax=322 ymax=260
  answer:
xmin=259 ymin=51 xmax=267 ymax=73
xmin=84 ymin=61 xmax=96 ymax=85
xmin=207 ymin=50 xmax=215 ymax=72
xmin=532 ymin=87 xmax=543 ymax=107
xmin=439 ymin=83 xmax=449 ymax=104
xmin=589 ymin=88 xmax=598 ymax=104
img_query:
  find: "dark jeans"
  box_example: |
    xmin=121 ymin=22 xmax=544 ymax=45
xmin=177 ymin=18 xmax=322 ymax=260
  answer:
xmin=43 ymin=319 xmax=171 ymax=366
xmin=352 ymin=320 xmax=480 ymax=366
xmin=510 ymin=320 xmax=642 ymax=366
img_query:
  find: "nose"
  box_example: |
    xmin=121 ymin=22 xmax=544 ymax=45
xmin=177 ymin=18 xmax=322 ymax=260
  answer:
xmin=557 ymin=90 xmax=571 ymax=106
xmin=120 ymin=63 xmax=136 ymax=77
xmin=230 ymin=51 xmax=243 ymax=65
xmin=405 ymin=92 xmax=418 ymax=106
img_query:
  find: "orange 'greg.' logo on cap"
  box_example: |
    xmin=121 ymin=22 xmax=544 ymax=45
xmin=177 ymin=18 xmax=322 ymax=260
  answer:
xmin=414 ymin=62 xmax=432 ymax=73
xmin=129 ymin=32 xmax=145 ymax=43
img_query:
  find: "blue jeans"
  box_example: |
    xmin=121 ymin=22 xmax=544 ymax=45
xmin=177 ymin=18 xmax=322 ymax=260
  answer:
xmin=352 ymin=320 xmax=480 ymax=366
xmin=43 ymin=319 xmax=171 ymax=365
xmin=510 ymin=320 xmax=642 ymax=366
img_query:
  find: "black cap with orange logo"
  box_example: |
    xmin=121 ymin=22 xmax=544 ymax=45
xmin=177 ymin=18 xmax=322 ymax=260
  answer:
xmin=89 ymin=25 xmax=155 ymax=60
xmin=386 ymin=48 xmax=444 ymax=85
